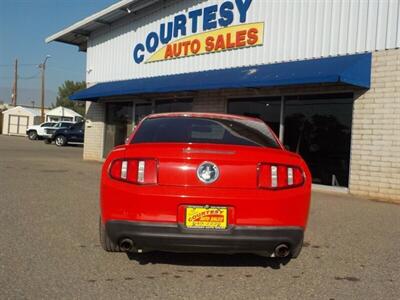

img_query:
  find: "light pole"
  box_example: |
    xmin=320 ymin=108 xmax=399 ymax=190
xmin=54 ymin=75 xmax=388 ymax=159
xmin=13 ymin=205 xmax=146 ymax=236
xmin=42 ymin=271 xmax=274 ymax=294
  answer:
xmin=39 ymin=55 xmax=51 ymax=122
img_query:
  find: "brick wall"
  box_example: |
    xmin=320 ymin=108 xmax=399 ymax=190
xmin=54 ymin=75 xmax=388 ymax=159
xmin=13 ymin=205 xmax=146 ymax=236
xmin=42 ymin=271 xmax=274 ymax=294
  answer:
xmin=83 ymin=101 xmax=105 ymax=161
xmin=349 ymin=49 xmax=400 ymax=203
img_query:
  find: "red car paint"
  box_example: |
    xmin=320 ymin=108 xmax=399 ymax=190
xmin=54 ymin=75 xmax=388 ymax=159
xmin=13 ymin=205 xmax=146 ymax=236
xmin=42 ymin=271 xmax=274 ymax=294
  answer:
xmin=100 ymin=113 xmax=311 ymax=257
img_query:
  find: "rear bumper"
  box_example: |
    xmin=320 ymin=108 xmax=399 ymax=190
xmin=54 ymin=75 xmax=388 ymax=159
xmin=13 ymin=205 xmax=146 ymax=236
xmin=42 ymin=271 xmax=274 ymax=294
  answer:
xmin=105 ymin=221 xmax=304 ymax=257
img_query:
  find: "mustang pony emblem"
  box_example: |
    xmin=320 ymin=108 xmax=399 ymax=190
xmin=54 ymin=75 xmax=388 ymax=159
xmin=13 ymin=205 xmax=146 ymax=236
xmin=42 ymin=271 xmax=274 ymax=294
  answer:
xmin=197 ymin=161 xmax=219 ymax=184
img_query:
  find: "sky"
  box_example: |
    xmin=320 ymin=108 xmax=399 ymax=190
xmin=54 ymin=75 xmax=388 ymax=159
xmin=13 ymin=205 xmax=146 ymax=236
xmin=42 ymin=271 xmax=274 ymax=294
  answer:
xmin=0 ymin=0 xmax=117 ymax=106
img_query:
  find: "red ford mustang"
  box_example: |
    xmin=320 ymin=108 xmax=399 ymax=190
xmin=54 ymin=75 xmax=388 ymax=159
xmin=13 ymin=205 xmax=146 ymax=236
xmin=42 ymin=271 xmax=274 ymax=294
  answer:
xmin=100 ymin=113 xmax=311 ymax=258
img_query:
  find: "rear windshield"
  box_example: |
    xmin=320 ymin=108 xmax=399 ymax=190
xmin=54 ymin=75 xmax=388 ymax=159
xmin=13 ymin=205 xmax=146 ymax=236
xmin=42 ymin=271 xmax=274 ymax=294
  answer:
xmin=132 ymin=117 xmax=280 ymax=148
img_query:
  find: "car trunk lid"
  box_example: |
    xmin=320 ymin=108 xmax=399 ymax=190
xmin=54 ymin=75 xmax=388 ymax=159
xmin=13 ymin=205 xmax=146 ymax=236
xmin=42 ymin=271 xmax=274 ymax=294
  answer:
xmin=125 ymin=143 xmax=299 ymax=189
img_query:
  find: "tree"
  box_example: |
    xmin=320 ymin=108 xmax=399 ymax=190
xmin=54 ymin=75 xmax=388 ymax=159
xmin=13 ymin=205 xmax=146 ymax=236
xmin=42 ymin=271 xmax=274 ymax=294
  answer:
xmin=54 ymin=80 xmax=86 ymax=116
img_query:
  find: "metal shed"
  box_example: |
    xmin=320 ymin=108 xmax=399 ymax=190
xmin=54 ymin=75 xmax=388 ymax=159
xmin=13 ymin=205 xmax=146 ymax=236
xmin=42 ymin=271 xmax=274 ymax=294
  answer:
xmin=1 ymin=106 xmax=48 ymax=136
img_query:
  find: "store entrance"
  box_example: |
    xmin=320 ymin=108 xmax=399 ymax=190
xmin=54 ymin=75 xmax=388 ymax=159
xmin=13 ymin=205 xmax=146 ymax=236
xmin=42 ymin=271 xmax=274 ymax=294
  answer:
xmin=103 ymin=99 xmax=193 ymax=157
xmin=103 ymin=102 xmax=134 ymax=157
xmin=134 ymin=103 xmax=152 ymax=125
xmin=228 ymin=93 xmax=354 ymax=187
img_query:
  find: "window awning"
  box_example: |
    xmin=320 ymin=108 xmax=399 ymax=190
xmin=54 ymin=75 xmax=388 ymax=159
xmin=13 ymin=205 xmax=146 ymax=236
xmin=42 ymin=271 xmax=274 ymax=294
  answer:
xmin=70 ymin=53 xmax=371 ymax=101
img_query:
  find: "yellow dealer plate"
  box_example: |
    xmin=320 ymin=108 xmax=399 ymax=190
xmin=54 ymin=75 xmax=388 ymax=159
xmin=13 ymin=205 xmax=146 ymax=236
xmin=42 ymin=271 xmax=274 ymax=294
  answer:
xmin=185 ymin=206 xmax=228 ymax=229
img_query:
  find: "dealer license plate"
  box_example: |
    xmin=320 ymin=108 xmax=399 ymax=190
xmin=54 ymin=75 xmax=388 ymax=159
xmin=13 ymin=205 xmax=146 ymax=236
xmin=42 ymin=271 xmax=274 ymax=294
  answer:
xmin=185 ymin=206 xmax=228 ymax=229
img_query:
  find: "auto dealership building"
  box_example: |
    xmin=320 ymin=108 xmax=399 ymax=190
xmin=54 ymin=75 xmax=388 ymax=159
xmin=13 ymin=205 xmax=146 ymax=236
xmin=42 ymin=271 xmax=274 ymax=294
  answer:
xmin=47 ymin=0 xmax=400 ymax=202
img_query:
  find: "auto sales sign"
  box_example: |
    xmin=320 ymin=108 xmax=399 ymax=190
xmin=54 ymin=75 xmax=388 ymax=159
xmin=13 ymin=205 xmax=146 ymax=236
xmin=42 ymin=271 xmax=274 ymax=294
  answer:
xmin=133 ymin=0 xmax=264 ymax=64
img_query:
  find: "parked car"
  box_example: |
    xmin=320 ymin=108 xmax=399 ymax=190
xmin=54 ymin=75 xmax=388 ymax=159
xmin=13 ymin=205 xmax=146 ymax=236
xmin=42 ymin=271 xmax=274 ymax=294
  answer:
xmin=45 ymin=121 xmax=85 ymax=147
xmin=100 ymin=113 xmax=312 ymax=259
xmin=26 ymin=122 xmax=57 ymax=140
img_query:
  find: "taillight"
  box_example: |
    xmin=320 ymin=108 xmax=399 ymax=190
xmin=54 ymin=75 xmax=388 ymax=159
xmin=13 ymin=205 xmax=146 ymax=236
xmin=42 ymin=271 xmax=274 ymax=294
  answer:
xmin=258 ymin=163 xmax=304 ymax=189
xmin=109 ymin=159 xmax=158 ymax=184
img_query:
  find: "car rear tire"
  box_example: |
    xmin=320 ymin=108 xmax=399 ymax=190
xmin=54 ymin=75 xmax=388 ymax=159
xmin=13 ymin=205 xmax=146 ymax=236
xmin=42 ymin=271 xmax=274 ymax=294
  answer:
xmin=99 ymin=218 xmax=121 ymax=252
xmin=55 ymin=135 xmax=67 ymax=147
xmin=28 ymin=131 xmax=38 ymax=140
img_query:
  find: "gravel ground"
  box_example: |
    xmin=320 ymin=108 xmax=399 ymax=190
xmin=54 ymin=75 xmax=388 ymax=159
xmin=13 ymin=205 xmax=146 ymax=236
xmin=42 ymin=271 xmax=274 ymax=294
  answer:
xmin=0 ymin=135 xmax=399 ymax=299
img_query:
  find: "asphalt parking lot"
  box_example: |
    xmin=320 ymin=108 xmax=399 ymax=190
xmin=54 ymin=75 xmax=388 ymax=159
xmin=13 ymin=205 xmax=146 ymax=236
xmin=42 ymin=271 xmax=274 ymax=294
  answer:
xmin=0 ymin=135 xmax=399 ymax=299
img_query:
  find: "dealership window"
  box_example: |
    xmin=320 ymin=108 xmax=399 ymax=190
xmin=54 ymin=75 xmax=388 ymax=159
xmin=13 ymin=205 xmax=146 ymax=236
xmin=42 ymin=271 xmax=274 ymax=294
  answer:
xmin=284 ymin=94 xmax=353 ymax=187
xmin=228 ymin=93 xmax=354 ymax=187
xmin=155 ymin=99 xmax=193 ymax=113
xmin=228 ymin=97 xmax=281 ymax=136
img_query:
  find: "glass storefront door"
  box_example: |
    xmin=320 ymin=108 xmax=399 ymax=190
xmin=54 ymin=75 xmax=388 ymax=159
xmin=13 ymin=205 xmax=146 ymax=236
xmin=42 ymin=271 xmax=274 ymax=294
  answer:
xmin=103 ymin=99 xmax=193 ymax=158
xmin=228 ymin=93 xmax=354 ymax=187
xmin=103 ymin=102 xmax=133 ymax=157
xmin=134 ymin=103 xmax=152 ymax=125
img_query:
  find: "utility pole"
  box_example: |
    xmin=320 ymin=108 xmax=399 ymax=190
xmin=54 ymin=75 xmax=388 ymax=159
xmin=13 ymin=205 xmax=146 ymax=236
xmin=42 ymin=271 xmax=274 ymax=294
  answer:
xmin=11 ymin=59 xmax=18 ymax=106
xmin=39 ymin=55 xmax=51 ymax=122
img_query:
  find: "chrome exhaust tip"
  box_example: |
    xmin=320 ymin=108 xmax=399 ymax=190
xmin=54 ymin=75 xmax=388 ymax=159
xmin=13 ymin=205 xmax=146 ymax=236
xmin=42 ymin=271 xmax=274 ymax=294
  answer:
xmin=274 ymin=244 xmax=290 ymax=258
xmin=119 ymin=238 xmax=134 ymax=252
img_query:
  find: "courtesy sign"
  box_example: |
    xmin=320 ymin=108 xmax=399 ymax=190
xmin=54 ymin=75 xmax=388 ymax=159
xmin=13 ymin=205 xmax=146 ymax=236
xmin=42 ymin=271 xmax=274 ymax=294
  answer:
xmin=147 ymin=22 xmax=263 ymax=63
xmin=133 ymin=0 xmax=264 ymax=64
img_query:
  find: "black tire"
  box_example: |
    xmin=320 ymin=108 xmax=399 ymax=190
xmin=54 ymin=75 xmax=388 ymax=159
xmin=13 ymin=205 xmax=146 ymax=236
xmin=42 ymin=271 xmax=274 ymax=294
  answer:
xmin=44 ymin=138 xmax=52 ymax=144
xmin=99 ymin=218 xmax=121 ymax=252
xmin=28 ymin=131 xmax=38 ymax=140
xmin=54 ymin=135 xmax=67 ymax=147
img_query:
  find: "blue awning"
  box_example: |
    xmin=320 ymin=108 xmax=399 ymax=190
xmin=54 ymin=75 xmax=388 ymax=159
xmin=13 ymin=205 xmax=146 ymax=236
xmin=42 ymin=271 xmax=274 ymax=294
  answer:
xmin=70 ymin=53 xmax=371 ymax=101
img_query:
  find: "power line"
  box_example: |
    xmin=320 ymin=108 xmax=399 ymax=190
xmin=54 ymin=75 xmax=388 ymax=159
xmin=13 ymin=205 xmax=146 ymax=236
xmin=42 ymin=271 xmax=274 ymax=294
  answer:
xmin=19 ymin=71 xmax=40 ymax=80
xmin=0 ymin=72 xmax=40 ymax=80
xmin=47 ymin=66 xmax=84 ymax=75
xmin=1 ymin=66 xmax=84 ymax=76
xmin=0 ymin=64 xmax=39 ymax=67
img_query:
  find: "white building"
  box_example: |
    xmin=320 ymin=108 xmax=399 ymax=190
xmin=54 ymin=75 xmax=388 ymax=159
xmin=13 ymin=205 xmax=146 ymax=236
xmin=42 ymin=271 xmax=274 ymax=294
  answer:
xmin=45 ymin=106 xmax=83 ymax=123
xmin=46 ymin=0 xmax=400 ymax=203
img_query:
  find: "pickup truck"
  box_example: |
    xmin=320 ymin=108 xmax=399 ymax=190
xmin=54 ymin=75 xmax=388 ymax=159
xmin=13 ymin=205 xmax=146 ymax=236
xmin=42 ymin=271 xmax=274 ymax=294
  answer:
xmin=43 ymin=121 xmax=76 ymax=144
xmin=26 ymin=122 xmax=57 ymax=140
xmin=45 ymin=121 xmax=84 ymax=146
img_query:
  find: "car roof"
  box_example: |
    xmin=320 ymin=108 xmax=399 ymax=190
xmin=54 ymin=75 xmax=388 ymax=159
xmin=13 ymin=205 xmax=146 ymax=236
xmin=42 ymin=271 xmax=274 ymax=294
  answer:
xmin=145 ymin=112 xmax=263 ymax=123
